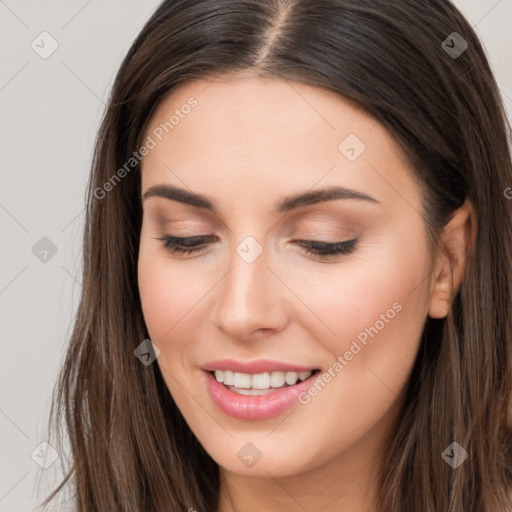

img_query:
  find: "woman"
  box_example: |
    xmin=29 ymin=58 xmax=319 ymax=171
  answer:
xmin=41 ymin=1 xmax=512 ymax=510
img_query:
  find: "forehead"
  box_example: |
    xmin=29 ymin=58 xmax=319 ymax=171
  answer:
xmin=144 ymin=75 xmax=375 ymax=147
xmin=140 ymin=75 xmax=421 ymax=218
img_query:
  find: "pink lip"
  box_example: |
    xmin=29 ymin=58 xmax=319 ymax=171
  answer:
xmin=202 ymin=369 xmax=321 ymax=421
xmin=201 ymin=358 xmax=317 ymax=374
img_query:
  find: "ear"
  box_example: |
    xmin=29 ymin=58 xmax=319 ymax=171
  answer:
xmin=428 ymin=198 xmax=477 ymax=319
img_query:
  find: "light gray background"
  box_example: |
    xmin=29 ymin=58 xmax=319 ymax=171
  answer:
xmin=1 ymin=1 xmax=511 ymax=511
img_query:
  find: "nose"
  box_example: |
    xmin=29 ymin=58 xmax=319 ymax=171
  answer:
xmin=212 ymin=241 xmax=288 ymax=341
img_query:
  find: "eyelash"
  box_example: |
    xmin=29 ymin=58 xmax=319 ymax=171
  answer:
xmin=156 ymin=235 xmax=358 ymax=259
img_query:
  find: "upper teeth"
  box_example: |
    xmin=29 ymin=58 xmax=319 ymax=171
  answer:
xmin=213 ymin=370 xmax=312 ymax=389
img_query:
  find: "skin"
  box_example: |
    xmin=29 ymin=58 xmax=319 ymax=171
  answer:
xmin=137 ymin=74 xmax=475 ymax=512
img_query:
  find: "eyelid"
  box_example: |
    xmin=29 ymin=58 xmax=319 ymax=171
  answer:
xmin=293 ymin=237 xmax=358 ymax=257
xmin=157 ymin=234 xmax=215 ymax=247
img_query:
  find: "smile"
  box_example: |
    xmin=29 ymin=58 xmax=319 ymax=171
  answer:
xmin=201 ymin=360 xmax=321 ymax=420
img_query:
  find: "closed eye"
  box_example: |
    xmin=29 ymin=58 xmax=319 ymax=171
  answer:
xmin=294 ymin=238 xmax=358 ymax=257
xmin=157 ymin=235 xmax=212 ymax=255
xmin=156 ymin=235 xmax=359 ymax=259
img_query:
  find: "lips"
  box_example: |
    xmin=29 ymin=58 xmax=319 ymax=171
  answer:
xmin=200 ymin=359 xmax=321 ymax=420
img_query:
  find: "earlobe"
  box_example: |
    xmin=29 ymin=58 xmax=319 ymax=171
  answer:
xmin=428 ymin=198 xmax=477 ymax=319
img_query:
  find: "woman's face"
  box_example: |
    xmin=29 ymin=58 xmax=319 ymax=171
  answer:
xmin=138 ymin=75 xmax=436 ymax=478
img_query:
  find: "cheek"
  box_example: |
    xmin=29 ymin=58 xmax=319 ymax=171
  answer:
xmin=288 ymin=238 xmax=431 ymax=456
xmin=137 ymin=236 xmax=208 ymax=329
xmin=137 ymin=253 xmax=212 ymax=406
xmin=310 ymin=231 xmax=431 ymax=377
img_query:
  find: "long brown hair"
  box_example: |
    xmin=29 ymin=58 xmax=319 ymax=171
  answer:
xmin=41 ymin=1 xmax=512 ymax=510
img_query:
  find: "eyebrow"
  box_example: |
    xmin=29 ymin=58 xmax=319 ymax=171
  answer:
xmin=142 ymin=184 xmax=380 ymax=212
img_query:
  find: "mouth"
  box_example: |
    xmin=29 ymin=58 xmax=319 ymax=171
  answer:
xmin=202 ymin=367 xmax=322 ymax=420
